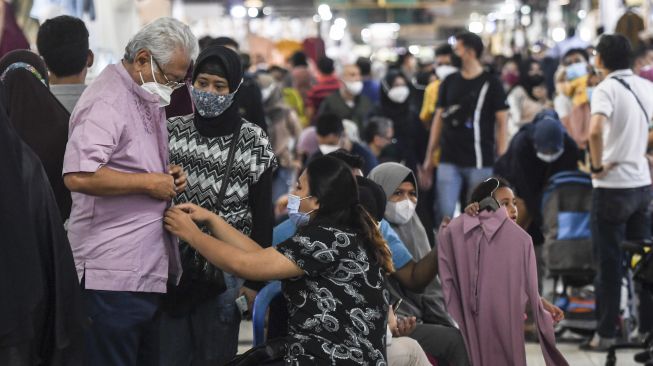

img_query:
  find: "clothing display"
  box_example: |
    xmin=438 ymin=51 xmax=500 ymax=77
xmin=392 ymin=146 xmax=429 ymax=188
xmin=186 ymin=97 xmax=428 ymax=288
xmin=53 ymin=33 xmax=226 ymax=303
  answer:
xmin=438 ymin=210 xmax=568 ymax=366
xmin=1 ymin=2 xmax=30 ymax=58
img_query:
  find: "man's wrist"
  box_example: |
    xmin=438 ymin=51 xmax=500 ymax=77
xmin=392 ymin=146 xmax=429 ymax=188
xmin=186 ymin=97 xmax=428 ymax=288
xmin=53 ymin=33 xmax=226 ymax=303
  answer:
xmin=590 ymin=164 xmax=604 ymax=173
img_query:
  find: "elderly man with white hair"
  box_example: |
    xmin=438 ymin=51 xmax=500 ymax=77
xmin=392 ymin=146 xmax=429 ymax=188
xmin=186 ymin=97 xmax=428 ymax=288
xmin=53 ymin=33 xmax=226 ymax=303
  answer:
xmin=62 ymin=17 xmax=198 ymax=365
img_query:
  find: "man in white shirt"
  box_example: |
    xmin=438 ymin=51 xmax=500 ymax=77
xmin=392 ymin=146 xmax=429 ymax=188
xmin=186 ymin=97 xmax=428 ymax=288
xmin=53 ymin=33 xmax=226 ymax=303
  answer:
xmin=585 ymin=34 xmax=653 ymax=351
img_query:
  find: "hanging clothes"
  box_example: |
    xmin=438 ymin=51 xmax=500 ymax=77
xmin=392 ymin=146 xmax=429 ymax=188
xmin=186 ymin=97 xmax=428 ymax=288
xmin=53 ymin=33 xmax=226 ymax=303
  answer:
xmin=438 ymin=209 xmax=568 ymax=366
xmin=0 ymin=2 xmax=30 ymax=58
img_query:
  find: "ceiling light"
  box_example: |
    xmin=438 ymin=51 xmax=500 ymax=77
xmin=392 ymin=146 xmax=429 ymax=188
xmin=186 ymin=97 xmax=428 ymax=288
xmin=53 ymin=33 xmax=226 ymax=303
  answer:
xmin=230 ymin=5 xmax=246 ymax=18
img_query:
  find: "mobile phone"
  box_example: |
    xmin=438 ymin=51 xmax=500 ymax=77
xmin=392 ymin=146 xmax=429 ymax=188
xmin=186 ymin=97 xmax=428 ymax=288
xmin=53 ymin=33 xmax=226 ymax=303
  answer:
xmin=392 ymin=298 xmax=403 ymax=312
xmin=235 ymin=295 xmax=249 ymax=316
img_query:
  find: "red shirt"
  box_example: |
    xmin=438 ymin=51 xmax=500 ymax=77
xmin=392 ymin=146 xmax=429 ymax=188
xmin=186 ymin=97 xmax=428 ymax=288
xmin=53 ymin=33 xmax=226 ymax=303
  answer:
xmin=307 ymin=75 xmax=340 ymax=112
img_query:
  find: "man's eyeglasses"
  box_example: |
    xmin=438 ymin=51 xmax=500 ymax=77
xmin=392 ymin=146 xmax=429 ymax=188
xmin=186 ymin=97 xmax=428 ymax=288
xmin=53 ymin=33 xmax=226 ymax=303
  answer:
xmin=151 ymin=56 xmax=186 ymax=90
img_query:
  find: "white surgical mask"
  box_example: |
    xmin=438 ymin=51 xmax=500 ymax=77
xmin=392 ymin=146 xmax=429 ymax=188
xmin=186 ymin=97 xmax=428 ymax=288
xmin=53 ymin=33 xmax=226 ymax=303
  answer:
xmin=345 ymin=80 xmax=364 ymax=96
xmin=537 ymin=149 xmax=564 ymax=163
xmin=387 ymin=86 xmax=410 ymax=104
xmin=261 ymin=84 xmax=275 ymax=101
xmin=319 ymin=144 xmax=341 ymax=155
xmin=287 ymin=194 xmax=314 ymax=227
xmin=385 ymin=199 xmax=416 ymax=225
xmin=436 ymin=65 xmax=458 ymax=80
xmin=139 ymin=56 xmax=173 ymax=107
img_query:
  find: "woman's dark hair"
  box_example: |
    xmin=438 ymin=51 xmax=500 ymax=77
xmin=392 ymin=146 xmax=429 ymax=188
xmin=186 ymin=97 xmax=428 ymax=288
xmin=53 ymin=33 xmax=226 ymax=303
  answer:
xmin=327 ymin=149 xmax=365 ymax=171
xmin=305 ymin=156 xmax=394 ymax=273
xmin=470 ymin=176 xmax=513 ymax=204
xmin=596 ymin=34 xmax=633 ymax=71
xmin=519 ymin=59 xmax=545 ymax=99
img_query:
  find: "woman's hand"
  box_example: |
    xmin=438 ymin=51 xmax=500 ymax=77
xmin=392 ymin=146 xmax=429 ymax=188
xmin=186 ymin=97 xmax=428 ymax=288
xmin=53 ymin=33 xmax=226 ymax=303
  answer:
xmin=541 ymin=297 xmax=565 ymax=325
xmin=388 ymin=305 xmax=398 ymax=335
xmin=395 ymin=316 xmax=417 ymax=337
xmin=464 ymin=202 xmax=480 ymax=216
xmin=174 ymin=203 xmax=215 ymax=225
xmin=439 ymin=216 xmax=451 ymax=231
xmin=164 ymin=207 xmax=203 ymax=244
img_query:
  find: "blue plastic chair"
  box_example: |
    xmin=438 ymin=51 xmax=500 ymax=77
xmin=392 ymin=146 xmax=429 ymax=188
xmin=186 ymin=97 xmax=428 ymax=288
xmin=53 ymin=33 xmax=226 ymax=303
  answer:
xmin=252 ymin=280 xmax=282 ymax=346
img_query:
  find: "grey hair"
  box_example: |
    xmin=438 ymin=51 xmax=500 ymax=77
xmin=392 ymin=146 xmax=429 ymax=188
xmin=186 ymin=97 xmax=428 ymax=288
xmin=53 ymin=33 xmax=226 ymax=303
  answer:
xmin=364 ymin=116 xmax=394 ymax=143
xmin=124 ymin=17 xmax=199 ymax=66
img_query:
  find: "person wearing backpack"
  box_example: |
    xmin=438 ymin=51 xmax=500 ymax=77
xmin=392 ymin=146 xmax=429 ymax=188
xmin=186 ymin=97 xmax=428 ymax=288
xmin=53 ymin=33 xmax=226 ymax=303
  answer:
xmin=583 ymin=34 xmax=653 ymax=352
xmin=421 ymin=32 xmax=509 ymax=224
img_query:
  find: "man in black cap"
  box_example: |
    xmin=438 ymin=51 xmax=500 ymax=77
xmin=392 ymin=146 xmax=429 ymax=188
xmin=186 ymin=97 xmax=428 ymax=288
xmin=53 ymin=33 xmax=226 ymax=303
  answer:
xmin=494 ymin=110 xmax=580 ymax=274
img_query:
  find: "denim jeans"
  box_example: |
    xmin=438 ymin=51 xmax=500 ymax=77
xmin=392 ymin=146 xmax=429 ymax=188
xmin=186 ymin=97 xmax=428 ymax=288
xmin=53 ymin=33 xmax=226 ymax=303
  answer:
xmin=591 ymin=186 xmax=652 ymax=338
xmin=159 ymin=273 xmax=244 ymax=366
xmin=84 ymin=290 xmax=161 ymax=366
xmin=436 ymin=163 xmax=493 ymax=221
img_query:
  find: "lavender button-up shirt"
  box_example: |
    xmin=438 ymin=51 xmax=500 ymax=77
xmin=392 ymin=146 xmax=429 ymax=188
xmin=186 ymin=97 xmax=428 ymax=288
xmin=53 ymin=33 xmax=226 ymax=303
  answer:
xmin=63 ymin=63 xmax=181 ymax=293
xmin=438 ymin=210 xmax=568 ymax=366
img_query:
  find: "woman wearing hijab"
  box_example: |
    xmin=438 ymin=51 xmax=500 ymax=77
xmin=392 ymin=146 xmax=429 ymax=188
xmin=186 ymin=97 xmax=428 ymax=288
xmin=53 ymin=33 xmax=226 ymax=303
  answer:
xmin=368 ymin=162 xmax=471 ymax=366
xmin=371 ymin=70 xmax=427 ymax=173
xmin=506 ymin=59 xmax=548 ymax=140
xmin=257 ymin=72 xmax=302 ymax=203
xmin=373 ymin=69 xmax=436 ymax=245
xmin=0 ymin=49 xmax=72 ymax=221
xmin=0 ymin=83 xmax=84 ymax=366
xmin=162 ymin=45 xmax=277 ymax=365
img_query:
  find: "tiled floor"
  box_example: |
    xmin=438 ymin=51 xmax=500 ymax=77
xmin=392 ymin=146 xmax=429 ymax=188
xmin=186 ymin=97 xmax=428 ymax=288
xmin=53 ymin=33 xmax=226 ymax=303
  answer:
xmin=526 ymin=343 xmax=639 ymax=365
xmin=238 ymin=321 xmax=642 ymax=365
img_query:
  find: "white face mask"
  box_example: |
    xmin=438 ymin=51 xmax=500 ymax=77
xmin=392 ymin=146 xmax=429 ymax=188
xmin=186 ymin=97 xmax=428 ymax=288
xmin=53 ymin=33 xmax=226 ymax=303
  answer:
xmin=385 ymin=199 xmax=416 ymax=225
xmin=537 ymin=149 xmax=564 ymax=163
xmin=319 ymin=144 xmax=341 ymax=155
xmin=345 ymin=80 xmax=364 ymax=96
xmin=261 ymin=84 xmax=275 ymax=101
xmin=387 ymin=86 xmax=410 ymax=104
xmin=436 ymin=65 xmax=458 ymax=80
xmin=140 ymin=56 xmax=173 ymax=107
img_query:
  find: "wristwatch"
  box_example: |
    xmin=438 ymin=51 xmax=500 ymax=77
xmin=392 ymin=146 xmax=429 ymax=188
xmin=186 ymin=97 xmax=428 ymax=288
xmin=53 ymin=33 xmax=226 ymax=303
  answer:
xmin=590 ymin=165 xmax=604 ymax=174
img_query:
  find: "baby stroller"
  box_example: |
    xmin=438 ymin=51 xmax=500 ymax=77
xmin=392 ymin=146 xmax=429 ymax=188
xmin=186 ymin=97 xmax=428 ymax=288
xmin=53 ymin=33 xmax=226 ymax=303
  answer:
xmin=541 ymin=171 xmax=597 ymax=336
xmin=604 ymin=239 xmax=653 ymax=366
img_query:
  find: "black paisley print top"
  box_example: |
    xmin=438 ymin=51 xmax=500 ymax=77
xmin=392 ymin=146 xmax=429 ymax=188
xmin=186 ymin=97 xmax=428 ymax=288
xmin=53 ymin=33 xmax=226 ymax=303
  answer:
xmin=276 ymin=225 xmax=389 ymax=366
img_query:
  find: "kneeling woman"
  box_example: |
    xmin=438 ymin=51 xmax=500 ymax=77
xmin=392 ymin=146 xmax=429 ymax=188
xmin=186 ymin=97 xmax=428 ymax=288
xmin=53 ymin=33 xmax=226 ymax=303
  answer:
xmin=165 ymin=156 xmax=394 ymax=365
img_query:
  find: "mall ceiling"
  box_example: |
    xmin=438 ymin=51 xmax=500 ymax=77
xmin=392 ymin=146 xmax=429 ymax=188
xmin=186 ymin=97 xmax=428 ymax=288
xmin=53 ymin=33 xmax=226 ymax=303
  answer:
xmin=181 ymin=0 xmax=517 ymax=19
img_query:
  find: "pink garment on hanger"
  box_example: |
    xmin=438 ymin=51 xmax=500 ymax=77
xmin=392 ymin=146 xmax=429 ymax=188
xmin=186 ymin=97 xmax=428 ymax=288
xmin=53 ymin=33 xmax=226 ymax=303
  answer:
xmin=0 ymin=2 xmax=30 ymax=58
xmin=438 ymin=210 xmax=568 ymax=366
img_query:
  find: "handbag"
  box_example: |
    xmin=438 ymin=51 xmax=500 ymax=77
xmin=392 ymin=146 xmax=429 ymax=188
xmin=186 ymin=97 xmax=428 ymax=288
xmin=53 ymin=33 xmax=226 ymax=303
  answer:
xmin=179 ymin=121 xmax=244 ymax=290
